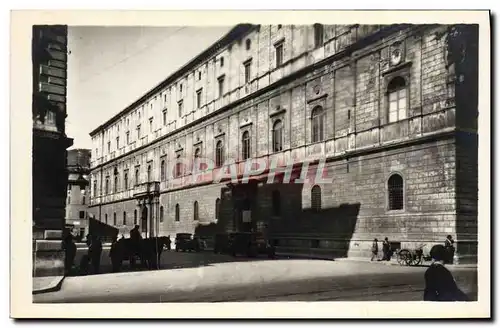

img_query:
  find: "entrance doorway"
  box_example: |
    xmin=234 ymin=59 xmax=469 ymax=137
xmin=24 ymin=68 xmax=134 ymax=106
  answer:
xmin=141 ymin=206 xmax=148 ymax=235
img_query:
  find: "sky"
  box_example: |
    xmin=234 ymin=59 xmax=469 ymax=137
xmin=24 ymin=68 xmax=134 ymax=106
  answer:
xmin=66 ymin=25 xmax=232 ymax=150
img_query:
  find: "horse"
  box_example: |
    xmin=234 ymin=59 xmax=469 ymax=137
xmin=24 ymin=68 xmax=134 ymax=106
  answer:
xmin=110 ymin=236 xmax=171 ymax=272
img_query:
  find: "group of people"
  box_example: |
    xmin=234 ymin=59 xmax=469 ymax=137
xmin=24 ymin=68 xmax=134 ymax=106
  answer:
xmin=62 ymin=231 xmax=103 ymax=275
xmin=370 ymin=237 xmax=393 ymax=262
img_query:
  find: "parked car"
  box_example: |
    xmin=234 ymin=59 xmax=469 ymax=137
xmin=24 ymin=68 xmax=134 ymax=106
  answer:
xmin=175 ymin=233 xmax=204 ymax=252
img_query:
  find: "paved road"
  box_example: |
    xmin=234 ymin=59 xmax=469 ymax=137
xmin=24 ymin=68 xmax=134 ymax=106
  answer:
xmin=34 ymin=251 xmax=477 ymax=303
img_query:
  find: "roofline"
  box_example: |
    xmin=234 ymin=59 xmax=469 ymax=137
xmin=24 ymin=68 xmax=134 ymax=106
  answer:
xmin=89 ymin=23 xmax=257 ymax=137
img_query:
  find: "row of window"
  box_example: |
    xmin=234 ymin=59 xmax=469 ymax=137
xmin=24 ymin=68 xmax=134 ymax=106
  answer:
xmin=97 ymin=25 xmax=328 ymax=159
xmin=99 ymin=173 xmax=404 ymax=227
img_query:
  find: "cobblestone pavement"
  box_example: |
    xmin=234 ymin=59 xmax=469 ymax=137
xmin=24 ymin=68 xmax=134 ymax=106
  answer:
xmin=33 ymin=250 xmax=477 ymax=303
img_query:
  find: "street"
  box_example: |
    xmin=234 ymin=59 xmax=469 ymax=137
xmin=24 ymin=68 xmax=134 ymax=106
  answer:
xmin=33 ymin=250 xmax=477 ymax=303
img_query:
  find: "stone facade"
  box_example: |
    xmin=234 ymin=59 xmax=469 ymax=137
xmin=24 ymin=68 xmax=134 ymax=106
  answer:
xmin=89 ymin=24 xmax=479 ymax=263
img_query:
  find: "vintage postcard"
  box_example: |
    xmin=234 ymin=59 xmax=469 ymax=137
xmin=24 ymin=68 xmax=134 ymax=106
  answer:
xmin=10 ymin=9 xmax=491 ymax=319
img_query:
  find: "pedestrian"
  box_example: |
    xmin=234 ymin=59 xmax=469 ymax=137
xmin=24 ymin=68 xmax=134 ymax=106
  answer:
xmin=109 ymin=235 xmax=121 ymax=273
xmin=423 ymin=244 xmax=468 ymax=301
xmin=370 ymin=238 xmax=379 ymax=261
xmin=444 ymin=235 xmax=455 ymax=264
xmin=382 ymin=237 xmax=392 ymax=261
xmin=89 ymin=235 xmax=103 ymax=274
xmin=62 ymin=232 xmax=76 ymax=275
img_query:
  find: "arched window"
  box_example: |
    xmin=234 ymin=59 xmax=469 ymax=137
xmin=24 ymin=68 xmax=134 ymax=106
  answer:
xmin=215 ymin=140 xmax=224 ymax=167
xmin=215 ymin=198 xmax=221 ymax=221
xmin=105 ymin=177 xmax=110 ymax=194
xmin=134 ymin=209 xmax=137 ymax=225
xmin=314 ymin=23 xmax=324 ymax=48
xmin=160 ymin=160 xmax=166 ymax=181
xmin=246 ymin=39 xmax=251 ymax=50
xmin=159 ymin=206 xmax=164 ymax=223
xmin=175 ymin=154 xmax=183 ymax=178
xmin=311 ymin=106 xmax=324 ymax=143
xmin=124 ymin=171 xmax=128 ymax=190
xmin=311 ymin=185 xmax=322 ymax=211
xmin=194 ymin=148 xmax=201 ymax=159
xmin=123 ymin=211 xmax=127 ymax=225
xmin=388 ymin=174 xmax=404 ymax=210
xmin=193 ymin=201 xmax=199 ymax=221
xmin=387 ymin=76 xmax=408 ymax=123
xmin=113 ymin=212 xmax=117 ymax=226
xmin=272 ymin=120 xmax=283 ymax=152
xmin=242 ymin=131 xmax=251 ymax=160
xmin=272 ymin=190 xmax=281 ymax=216
xmin=135 ymin=168 xmax=139 ymax=186
xmin=175 ymin=204 xmax=180 ymax=222
xmin=114 ymin=175 xmax=118 ymax=193
xmin=147 ymin=165 xmax=152 ymax=182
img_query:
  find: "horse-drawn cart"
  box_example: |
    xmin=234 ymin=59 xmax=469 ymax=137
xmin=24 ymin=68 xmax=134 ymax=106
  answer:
xmin=396 ymin=244 xmax=431 ymax=266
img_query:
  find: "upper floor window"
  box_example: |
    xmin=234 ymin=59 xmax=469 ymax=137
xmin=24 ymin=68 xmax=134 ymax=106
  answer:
xmin=179 ymin=83 xmax=183 ymax=93
xmin=272 ymin=119 xmax=283 ymax=152
xmin=215 ymin=140 xmax=224 ymax=167
xmin=123 ymin=211 xmax=127 ymax=225
xmin=124 ymin=170 xmax=128 ymax=190
xmin=126 ymin=131 xmax=130 ymax=144
xmin=388 ymin=173 xmax=404 ymax=210
xmin=135 ymin=167 xmax=140 ymax=185
xmin=163 ymin=94 xmax=167 ymax=105
xmin=246 ymin=39 xmax=251 ymax=50
xmin=149 ymin=118 xmax=153 ymax=133
xmin=220 ymin=57 xmax=224 ymax=67
xmin=244 ymin=60 xmax=252 ymax=84
xmin=218 ymin=76 xmax=225 ymax=98
xmin=134 ymin=209 xmax=137 ymax=225
xmin=105 ymin=214 xmax=108 ymax=224
xmin=178 ymin=100 xmax=183 ymax=118
xmin=107 ymin=141 xmax=111 ymax=153
xmin=196 ymin=89 xmax=203 ymax=109
xmin=114 ymin=174 xmax=118 ymax=193
xmin=163 ymin=110 xmax=167 ymax=126
xmin=160 ymin=206 xmax=164 ymax=223
xmin=105 ymin=177 xmax=110 ymax=194
xmin=137 ymin=125 xmax=141 ymax=139
xmin=311 ymin=106 xmax=325 ymax=143
xmin=275 ymin=42 xmax=284 ymax=67
xmin=116 ymin=137 xmax=119 ymax=149
xmin=160 ymin=160 xmax=166 ymax=181
xmin=311 ymin=185 xmax=322 ymax=211
xmin=147 ymin=165 xmax=152 ymax=182
xmin=93 ymin=180 xmax=97 ymax=197
xmin=113 ymin=212 xmax=117 ymax=226
xmin=194 ymin=147 xmax=201 ymax=159
xmin=241 ymin=131 xmax=251 ymax=160
xmin=387 ymin=76 xmax=408 ymax=123
xmin=175 ymin=154 xmax=183 ymax=178
xmin=313 ymin=23 xmax=324 ymax=48
xmin=198 ymin=71 xmax=202 ymax=80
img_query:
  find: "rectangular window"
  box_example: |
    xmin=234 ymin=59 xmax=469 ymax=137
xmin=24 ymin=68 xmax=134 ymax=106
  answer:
xmin=137 ymin=125 xmax=141 ymax=139
xmin=163 ymin=94 xmax=167 ymax=105
xmin=107 ymin=141 xmax=111 ymax=153
xmin=388 ymin=88 xmax=407 ymax=123
xmin=163 ymin=110 xmax=167 ymax=126
xmin=178 ymin=100 xmax=183 ymax=117
xmin=218 ymin=76 xmax=225 ymax=98
xmin=116 ymin=137 xmax=119 ymax=149
xmin=126 ymin=131 xmax=130 ymax=144
xmin=149 ymin=118 xmax=153 ymax=133
xmin=244 ymin=60 xmax=252 ymax=84
xmin=275 ymin=42 xmax=284 ymax=67
xmin=196 ymin=89 xmax=202 ymax=109
xmin=79 ymin=211 xmax=85 ymax=219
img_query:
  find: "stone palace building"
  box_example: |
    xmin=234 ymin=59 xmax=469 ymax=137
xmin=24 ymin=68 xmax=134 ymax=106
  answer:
xmin=89 ymin=24 xmax=478 ymax=263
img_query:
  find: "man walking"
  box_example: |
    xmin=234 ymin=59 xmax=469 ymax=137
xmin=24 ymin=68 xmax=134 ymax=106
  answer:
xmin=370 ymin=238 xmax=379 ymax=261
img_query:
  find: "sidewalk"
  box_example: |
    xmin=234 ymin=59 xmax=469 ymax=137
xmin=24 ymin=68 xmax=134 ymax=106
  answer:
xmin=32 ymin=276 xmax=65 ymax=295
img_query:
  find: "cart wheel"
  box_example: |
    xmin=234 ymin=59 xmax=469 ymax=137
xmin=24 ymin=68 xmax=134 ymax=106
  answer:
xmin=412 ymin=256 xmax=422 ymax=266
xmin=397 ymin=249 xmax=411 ymax=266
